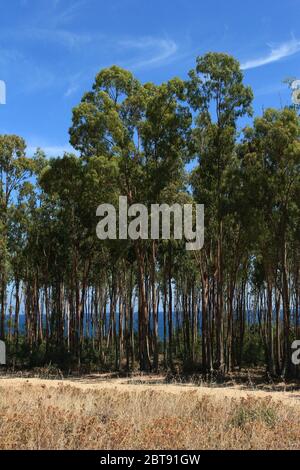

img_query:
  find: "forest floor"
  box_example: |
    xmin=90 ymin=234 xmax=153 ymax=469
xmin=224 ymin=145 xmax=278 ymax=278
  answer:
xmin=1 ymin=372 xmax=300 ymax=449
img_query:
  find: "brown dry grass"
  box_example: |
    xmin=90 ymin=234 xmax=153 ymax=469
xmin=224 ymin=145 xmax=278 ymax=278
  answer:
xmin=0 ymin=379 xmax=300 ymax=450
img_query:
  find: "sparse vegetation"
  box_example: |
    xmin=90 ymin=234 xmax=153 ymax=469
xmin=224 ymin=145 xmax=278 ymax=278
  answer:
xmin=0 ymin=380 xmax=299 ymax=450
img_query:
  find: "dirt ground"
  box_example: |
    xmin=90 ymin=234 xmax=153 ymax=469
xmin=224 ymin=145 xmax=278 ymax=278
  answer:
xmin=1 ymin=373 xmax=300 ymax=406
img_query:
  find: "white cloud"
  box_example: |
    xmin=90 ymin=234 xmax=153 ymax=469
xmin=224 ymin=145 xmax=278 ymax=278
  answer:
xmin=0 ymin=29 xmax=179 ymax=99
xmin=241 ymin=38 xmax=300 ymax=70
xmin=119 ymin=37 xmax=178 ymax=70
xmin=255 ymin=83 xmax=287 ymax=97
xmin=64 ymin=84 xmax=79 ymax=97
xmin=49 ymin=0 xmax=87 ymax=27
xmin=1 ymin=27 xmax=92 ymax=50
xmin=64 ymin=36 xmax=179 ymax=95
xmin=64 ymin=71 xmax=85 ymax=98
xmin=27 ymin=144 xmax=76 ymax=157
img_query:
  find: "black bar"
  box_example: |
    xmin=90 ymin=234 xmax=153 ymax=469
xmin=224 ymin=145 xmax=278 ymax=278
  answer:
xmin=0 ymin=450 xmax=299 ymax=465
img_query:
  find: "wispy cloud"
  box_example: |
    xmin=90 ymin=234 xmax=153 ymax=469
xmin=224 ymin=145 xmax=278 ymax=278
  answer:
xmin=61 ymin=36 xmax=180 ymax=96
xmin=255 ymin=83 xmax=285 ymax=97
xmin=1 ymin=27 xmax=92 ymax=50
xmin=119 ymin=37 xmax=178 ymax=70
xmin=47 ymin=0 xmax=87 ymax=27
xmin=241 ymin=38 xmax=300 ymax=70
xmin=35 ymin=28 xmax=91 ymax=49
xmin=1 ymin=24 xmax=180 ymax=99
xmin=64 ymin=84 xmax=79 ymax=97
xmin=27 ymin=144 xmax=76 ymax=157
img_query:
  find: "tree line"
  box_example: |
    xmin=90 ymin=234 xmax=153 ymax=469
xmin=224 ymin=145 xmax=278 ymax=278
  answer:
xmin=0 ymin=52 xmax=300 ymax=378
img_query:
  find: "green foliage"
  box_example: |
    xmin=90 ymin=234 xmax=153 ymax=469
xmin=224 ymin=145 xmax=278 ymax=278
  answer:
xmin=0 ymin=55 xmax=299 ymax=377
xmin=241 ymin=329 xmax=265 ymax=366
xmin=231 ymin=400 xmax=278 ymax=429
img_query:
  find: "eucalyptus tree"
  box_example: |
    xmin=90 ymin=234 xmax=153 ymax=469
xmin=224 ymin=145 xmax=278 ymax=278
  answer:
xmin=238 ymin=108 xmax=300 ymax=376
xmin=187 ymin=53 xmax=253 ymax=373
xmin=38 ymin=152 xmax=120 ymax=363
xmin=69 ymin=66 xmax=192 ymax=371
xmin=0 ymin=135 xmax=35 ymax=339
xmin=138 ymin=79 xmax=192 ymax=370
xmin=3 ymin=55 xmax=299 ymax=380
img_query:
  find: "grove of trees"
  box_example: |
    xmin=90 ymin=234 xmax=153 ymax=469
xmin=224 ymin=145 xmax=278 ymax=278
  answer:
xmin=1 ymin=53 xmax=300 ymax=378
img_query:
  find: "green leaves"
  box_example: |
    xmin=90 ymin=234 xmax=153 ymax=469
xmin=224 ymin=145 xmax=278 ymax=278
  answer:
xmin=70 ymin=66 xmax=141 ymax=159
xmin=187 ymin=52 xmax=253 ymax=125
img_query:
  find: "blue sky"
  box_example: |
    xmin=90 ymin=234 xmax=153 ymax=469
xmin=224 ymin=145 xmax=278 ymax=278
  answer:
xmin=0 ymin=0 xmax=299 ymax=156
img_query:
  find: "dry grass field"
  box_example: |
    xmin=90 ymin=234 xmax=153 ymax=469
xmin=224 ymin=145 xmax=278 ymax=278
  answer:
xmin=0 ymin=375 xmax=300 ymax=450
